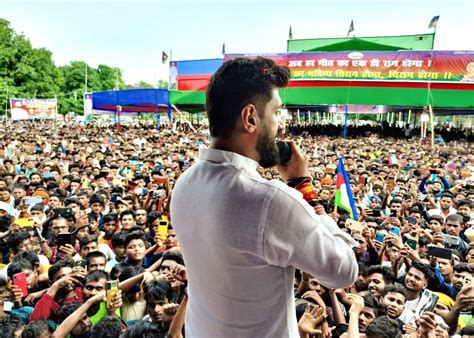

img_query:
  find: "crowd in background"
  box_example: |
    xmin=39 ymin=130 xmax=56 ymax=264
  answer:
xmin=0 ymin=119 xmax=472 ymax=337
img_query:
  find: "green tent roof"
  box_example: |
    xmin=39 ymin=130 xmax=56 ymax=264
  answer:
xmin=305 ymin=38 xmax=410 ymax=52
xmin=288 ymin=33 xmax=434 ymax=52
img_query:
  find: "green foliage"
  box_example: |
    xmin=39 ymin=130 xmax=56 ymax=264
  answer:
xmin=127 ymin=81 xmax=154 ymax=89
xmin=0 ymin=17 xmax=135 ymax=115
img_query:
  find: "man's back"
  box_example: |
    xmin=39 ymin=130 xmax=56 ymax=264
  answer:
xmin=171 ymin=149 xmax=358 ymax=337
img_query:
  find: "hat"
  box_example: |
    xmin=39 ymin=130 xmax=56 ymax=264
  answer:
xmin=32 ymin=190 xmax=49 ymax=200
xmin=434 ymin=292 xmax=454 ymax=310
xmin=370 ymin=195 xmax=382 ymax=204
xmin=321 ymin=177 xmax=333 ymax=186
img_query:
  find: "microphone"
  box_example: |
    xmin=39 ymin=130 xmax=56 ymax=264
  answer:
xmin=276 ymin=141 xmax=292 ymax=165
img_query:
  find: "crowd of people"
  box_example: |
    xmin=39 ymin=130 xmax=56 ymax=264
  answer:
xmin=0 ymin=117 xmax=472 ymax=337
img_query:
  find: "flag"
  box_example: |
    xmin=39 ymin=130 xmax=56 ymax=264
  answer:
xmin=221 ymin=43 xmax=225 ymax=55
xmin=347 ymin=20 xmax=354 ymax=37
xmin=428 ymin=15 xmax=440 ymax=29
xmin=289 ymin=25 xmax=293 ymax=40
xmin=162 ymin=51 xmax=169 ymax=64
xmin=335 ymin=157 xmax=358 ymax=220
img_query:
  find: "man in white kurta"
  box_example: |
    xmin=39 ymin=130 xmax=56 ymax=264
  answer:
xmin=171 ymin=57 xmax=358 ymax=337
xmin=171 ymin=150 xmax=358 ymax=337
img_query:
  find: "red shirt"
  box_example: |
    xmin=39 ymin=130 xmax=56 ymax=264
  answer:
xmin=30 ymin=287 xmax=83 ymax=321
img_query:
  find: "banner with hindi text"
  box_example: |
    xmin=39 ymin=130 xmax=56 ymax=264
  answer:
xmin=226 ymin=51 xmax=474 ymax=83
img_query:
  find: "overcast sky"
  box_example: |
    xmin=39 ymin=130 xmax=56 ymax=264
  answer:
xmin=1 ymin=0 xmax=473 ymax=85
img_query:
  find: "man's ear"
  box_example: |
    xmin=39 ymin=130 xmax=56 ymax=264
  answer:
xmin=240 ymin=104 xmax=258 ymax=134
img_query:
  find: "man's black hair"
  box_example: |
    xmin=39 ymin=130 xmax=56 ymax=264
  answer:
xmin=89 ymin=193 xmax=105 ymax=207
xmin=0 ymin=276 xmax=8 ymax=289
xmin=453 ymin=263 xmax=473 ymax=274
xmin=13 ymin=250 xmax=39 ymax=267
xmin=121 ymin=321 xmax=164 ymax=338
xmin=119 ymin=209 xmax=135 ymax=221
xmin=48 ymin=259 xmax=75 ymax=282
xmin=21 ymin=320 xmax=51 ymax=338
xmin=440 ymin=192 xmax=454 ymax=200
xmin=367 ymin=265 xmax=396 ymax=284
xmin=57 ymin=302 xmax=82 ymax=324
xmin=7 ymin=258 xmax=34 ymax=280
xmin=457 ymin=199 xmax=473 ymax=209
xmin=460 ymin=325 xmax=474 ymax=335
xmin=102 ymin=213 xmax=118 ymax=224
xmin=85 ymin=270 xmax=108 ymax=284
xmin=365 ymin=316 xmax=402 ymax=338
xmin=162 ymin=249 xmax=184 ymax=266
xmin=77 ymin=191 xmax=89 ymax=198
xmin=0 ymin=315 xmax=23 ymax=338
xmin=56 ymin=188 xmax=69 ymax=199
xmin=79 ymin=235 xmax=98 ymax=249
xmin=29 ymin=204 xmax=44 ymax=212
xmin=446 ymin=213 xmax=463 ymax=225
xmin=49 ymin=192 xmax=63 ymax=201
xmin=64 ymin=197 xmax=80 ymax=206
xmin=111 ymin=232 xmax=127 ymax=249
xmin=124 ymin=231 xmax=145 ymax=249
xmin=409 ymin=261 xmax=434 ymax=281
xmin=143 ymin=279 xmax=173 ymax=304
xmin=86 ymin=251 xmax=107 ymax=268
xmin=381 ymin=283 xmax=407 ymax=298
xmin=119 ymin=266 xmax=145 ymax=302
xmin=110 ymin=264 xmax=126 ymax=281
xmin=70 ymin=177 xmax=81 ymax=185
xmin=206 ymin=57 xmax=290 ymax=138
xmin=7 ymin=231 xmax=30 ymax=253
xmin=362 ymin=294 xmax=385 ymax=317
xmin=89 ymin=316 xmax=122 ymax=338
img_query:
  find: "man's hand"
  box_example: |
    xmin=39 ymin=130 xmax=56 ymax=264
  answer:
xmin=416 ymin=311 xmax=437 ymax=337
xmin=76 ymin=215 xmax=89 ymax=228
xmin=86 ymin=290 xmax=106 ymax=305
xmin=454 ymin=285 xmax=474 ymax=312
xmin=276 ymin=141 xmax=310 ymax=181
xmin=171 ymin=264 xmax=187 ymax=283
xmin=298 ymin=303 xmax=324 ymax=337
xmin=10 ymin=284 xmax=25 ymax=303
xmin=314 ymin=205 xmax=326 ymax=216
xmin=107 ymin=289 xmax=123 ymax=316
xmin=58 ymin=244 xmax=75 ymax=259
xmin=348 ymin=294 xmax=365 ymax=315
xmin=432 ymin=232 xmax=444 ymax=245
xmin=162 ymin=303 xmax=180 ymax=323
xmin=24 ymin=289 xmax=46 ymax=305
xmin=302 ymin=291 xmax=327 ymax=312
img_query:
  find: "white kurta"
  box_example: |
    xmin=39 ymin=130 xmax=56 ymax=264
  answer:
xmin=171 ymin=149 xmax=358 ymax=337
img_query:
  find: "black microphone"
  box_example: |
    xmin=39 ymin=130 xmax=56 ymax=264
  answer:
xmin=276 ymin=141 xmax=292 ymax=165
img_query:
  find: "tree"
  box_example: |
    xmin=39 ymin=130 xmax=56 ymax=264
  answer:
xmin=127 ymin=81 xmax=154 ymax=89
xmin=0 ymin=16 xmax=155 ymax=115
xmin=158 ymin=80 xmax=169 ymax=89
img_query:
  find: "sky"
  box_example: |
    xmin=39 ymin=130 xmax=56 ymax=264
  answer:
xmin=0 ymin=0 xmax=473 ymax=85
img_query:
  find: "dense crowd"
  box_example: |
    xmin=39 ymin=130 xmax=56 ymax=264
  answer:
xmin=0 ymin=119 xmax=472 ymax=337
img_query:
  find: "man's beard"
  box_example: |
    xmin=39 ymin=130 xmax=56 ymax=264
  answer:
xmin=256 ymin=123 xmax=279 ymax=169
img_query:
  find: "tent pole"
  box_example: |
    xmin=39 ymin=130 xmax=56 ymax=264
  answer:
xmin=429 ymin=105 xmax=435 ymax=147
xmin=116 ymin=105 xmax=121 ymax=130
xmin=155 ymin=105 xmax=159 ymax=130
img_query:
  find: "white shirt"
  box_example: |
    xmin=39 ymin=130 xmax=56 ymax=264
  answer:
xmin=171 ymin=149 xmax=358 ymax=337
xmin=427 ymin=207 xmax=457 ymax=220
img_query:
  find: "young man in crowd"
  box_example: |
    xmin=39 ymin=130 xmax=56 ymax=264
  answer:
xmin=366 ymin=265 xmax=396 ymax=298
